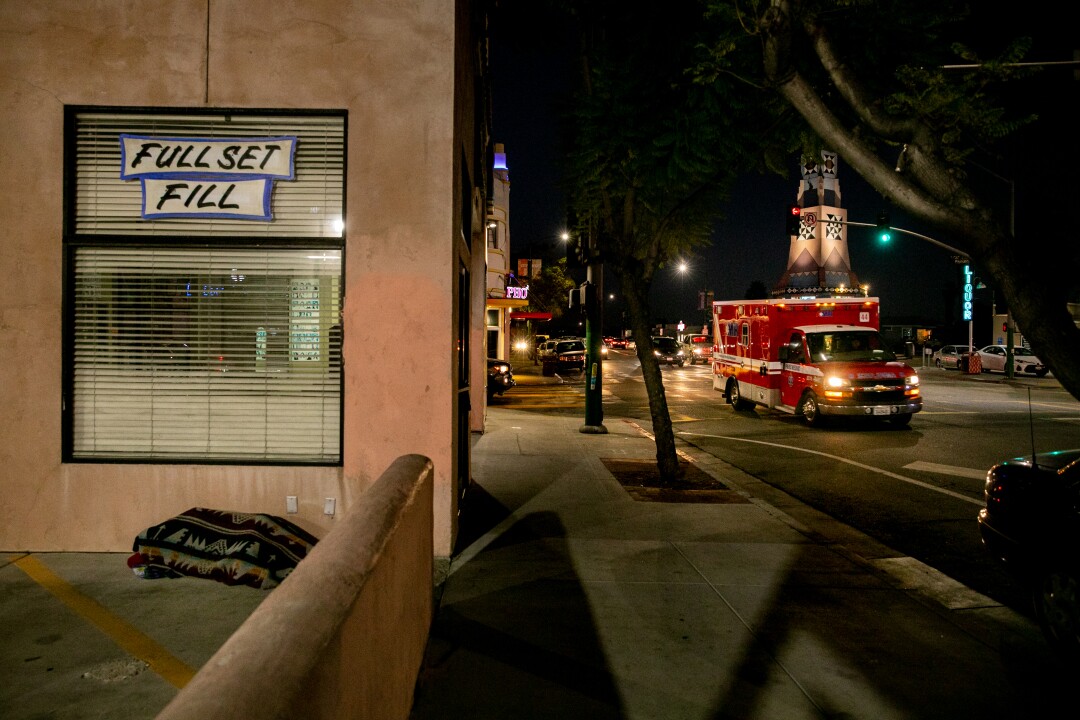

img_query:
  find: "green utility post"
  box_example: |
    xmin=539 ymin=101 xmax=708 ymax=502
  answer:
xmin=1005 ymin=312 xmax=1015 ymax=380
xmin=581 ymin=234 xmax=607 ymax=434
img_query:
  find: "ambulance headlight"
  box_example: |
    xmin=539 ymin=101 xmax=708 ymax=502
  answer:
xmin=824 ymin=375 xmax=852 ymax=399
xmin=905 ymin=374 xmax=920 ymax=387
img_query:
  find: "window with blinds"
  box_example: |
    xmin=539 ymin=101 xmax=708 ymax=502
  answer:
xmin=65 ymin=109 xmax=345 ymax=464
xmin=70 ymin=110 xmax=344 ymax=237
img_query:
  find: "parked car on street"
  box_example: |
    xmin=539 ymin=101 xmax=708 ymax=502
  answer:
xmin=651 ymin=336 xmax=687 ymax=367
xmin=684 ymin=334 xmax=713 ymax=365
xmin=541 ymin=339 xmax=586 ymax=373
xmin=978 ymin=449 xmax=1080 ymax=662
xmin=487 ymin=358 xmax=515 ymax=400
xmin=976 ymin=345 xmax=1049 ymax=376
xmin=536 ymin=338 xmax=558 ymax=362
xmin=931 ymin=344 xmax=966 ymax=369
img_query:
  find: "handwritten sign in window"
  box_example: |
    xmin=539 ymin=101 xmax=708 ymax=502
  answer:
xmin=119 ymin=134 xmax=297 ymax=221
xmin=290 ymin=279 xmax=321 ymax=361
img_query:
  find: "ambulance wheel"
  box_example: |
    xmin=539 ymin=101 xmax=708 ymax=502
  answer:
xmin=799 ymin=392 xmax=826 ymax=427
xmin=729 ymin=380 xmax=753 ymax=411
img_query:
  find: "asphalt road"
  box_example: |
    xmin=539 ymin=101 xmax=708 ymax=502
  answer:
xmin=502 ymin=349 xmax=1078 ymax=620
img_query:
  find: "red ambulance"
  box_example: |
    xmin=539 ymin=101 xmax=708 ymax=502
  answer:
xmin=712 ymin=297 xmax=922 ymax=426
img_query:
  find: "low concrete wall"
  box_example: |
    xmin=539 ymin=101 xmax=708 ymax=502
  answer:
xmin=156 ymin=454 xmax=435 ymax=720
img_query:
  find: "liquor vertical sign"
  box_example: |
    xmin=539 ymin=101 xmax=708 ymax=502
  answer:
xmin=119 ymin=136 xmax=297 ymax=221
xmin=962 ymin=264 xmax=973 ymax=321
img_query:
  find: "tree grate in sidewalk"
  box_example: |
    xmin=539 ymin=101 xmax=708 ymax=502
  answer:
xmin=601 ymin=458 xmax=750 ymax=504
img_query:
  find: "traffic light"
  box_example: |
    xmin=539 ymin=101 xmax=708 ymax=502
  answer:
xmin=565 ymin=233 xmax=585 ymax=268
xmin=568 ymin=282 xmax=594 ymax=311
xmin=785 ymin=204 xmax=802 ymax=235
xmin=876 ymin=211 xmax=891 ymax=243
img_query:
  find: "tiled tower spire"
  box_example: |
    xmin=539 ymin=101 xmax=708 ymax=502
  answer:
xmin=773 ymin=152 xmax=863 ymax=298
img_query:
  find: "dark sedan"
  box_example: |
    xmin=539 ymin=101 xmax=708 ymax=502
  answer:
xmin=978 ymin=449 xmax=1080 ymax=662
xmin=547 ymin=339 xmax=585 ymax=372
xmin=651 ymin=336 xmax=686 ymax=367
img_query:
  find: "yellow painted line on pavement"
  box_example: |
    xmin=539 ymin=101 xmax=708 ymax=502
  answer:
xmin=13 ymin=554 xmax=195 ymax=689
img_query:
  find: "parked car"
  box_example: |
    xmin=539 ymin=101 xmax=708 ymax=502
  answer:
xmin=651 ymin=336 xmax=686 ymax=367
xmin=978 ymin=449 xmax=1080 ymax=662
xmin=931 ymin=344 xmax=966 ymax=369
xmin=541 ymin=339 xmax=586 ymax=373
xmin=976 ymin=344 xmax=1049 ymax=377
xmin=684 ymin=334 xmax=713 ymax=365
xmin=536 ymin=339 xmax=559 ymax=362
xmin=608 ymin=336 xmax=629 ymax=349
xmin=487 ymin=358 xmax=515 ymax=400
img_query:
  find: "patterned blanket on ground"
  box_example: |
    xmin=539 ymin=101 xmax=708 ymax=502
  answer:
xmin=130 ymin=507 xmax=319 ymax=589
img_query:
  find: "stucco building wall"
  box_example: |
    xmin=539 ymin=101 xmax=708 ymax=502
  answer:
xmin=0 ymin=0 xmax=481 ymax=559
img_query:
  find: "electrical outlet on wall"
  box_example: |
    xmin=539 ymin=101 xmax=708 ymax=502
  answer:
xmin=286 ymin=496 xmax=298 ymax=514
xmin=324 ymin=497 xmax=336 ymax=517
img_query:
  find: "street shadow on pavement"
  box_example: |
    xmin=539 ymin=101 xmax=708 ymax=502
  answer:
xmin=411 ymin=500 xmax=625 ymax=719
xmin=700 ymin=542 xmax=1075 ymax=720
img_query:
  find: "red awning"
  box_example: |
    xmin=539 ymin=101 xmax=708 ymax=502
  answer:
xmin=509 ymin=311 xmax=552 ymax=320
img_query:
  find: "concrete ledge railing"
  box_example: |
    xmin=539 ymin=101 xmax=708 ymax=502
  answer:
xmin=156 ymin=454 xmax=435 ymax=720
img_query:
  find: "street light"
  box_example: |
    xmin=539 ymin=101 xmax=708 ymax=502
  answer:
xmin=676 ymin=259 xmax=711 ymax=334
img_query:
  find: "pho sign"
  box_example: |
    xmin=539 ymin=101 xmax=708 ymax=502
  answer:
xmin=506 ymin=284 xmax=529 ymax=301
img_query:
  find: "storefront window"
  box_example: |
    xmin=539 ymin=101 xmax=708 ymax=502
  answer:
xmin=64 ymin=109 xmax=345 ymax=463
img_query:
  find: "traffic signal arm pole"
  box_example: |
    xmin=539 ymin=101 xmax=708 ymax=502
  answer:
xmin=840 ymin=220 xmax=969 ymax=260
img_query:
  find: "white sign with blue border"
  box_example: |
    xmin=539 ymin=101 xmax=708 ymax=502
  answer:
xmin=119 ymin=135 xmax=297 ymax=221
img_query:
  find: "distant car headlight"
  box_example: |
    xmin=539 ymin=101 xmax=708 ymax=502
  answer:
xmin=514 ymin=340 xmax=528 ymax=351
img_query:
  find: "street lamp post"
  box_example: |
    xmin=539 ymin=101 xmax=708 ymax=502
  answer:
xmin=576 ymin=229 xmax=606 ymax=435
xmin=677 ymin=260 xmax=711 ymax=335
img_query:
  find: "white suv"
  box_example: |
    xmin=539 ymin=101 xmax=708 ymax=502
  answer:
xmin=684 ymin=334 xmax=713 ymax=365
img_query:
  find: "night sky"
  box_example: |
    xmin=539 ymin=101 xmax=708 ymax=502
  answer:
xmin=490 ymin=4 xmax=1074 ymax=341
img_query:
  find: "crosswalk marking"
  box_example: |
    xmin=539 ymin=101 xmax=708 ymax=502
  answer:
xmin=903 ymin=461 xmax=987 ymax=479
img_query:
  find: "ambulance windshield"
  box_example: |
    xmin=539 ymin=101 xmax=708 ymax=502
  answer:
xmin=806 ymin=331 xmax=896 ymax=363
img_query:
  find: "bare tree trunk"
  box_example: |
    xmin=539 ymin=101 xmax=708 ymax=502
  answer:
xmin=616 ymin=264 xmax=684 ymax=483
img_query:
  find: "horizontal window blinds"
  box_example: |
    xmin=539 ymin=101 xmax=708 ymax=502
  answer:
xmin=72 ymin=111 xmax=344 ymax=237
xmin=71 ymin=247 xmax=342 ymax=462
xmin=66 ymin=109 xmax=345 ymax=463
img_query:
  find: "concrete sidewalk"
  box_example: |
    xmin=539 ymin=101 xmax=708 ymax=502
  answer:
xmin=410 ymin=399 xmax=1069 ymax=719
xmin=1 ymin=361 xmax=1069 ymax=719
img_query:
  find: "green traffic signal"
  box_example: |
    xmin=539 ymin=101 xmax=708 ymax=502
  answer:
xmin=876 ymin=211 xmax=891 ymax=243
